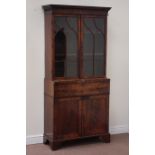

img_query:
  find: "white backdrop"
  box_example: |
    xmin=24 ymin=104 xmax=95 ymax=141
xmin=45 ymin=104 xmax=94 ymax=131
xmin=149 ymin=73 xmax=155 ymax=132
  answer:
xmin=26 ymin=0 xmax=129 ymax=144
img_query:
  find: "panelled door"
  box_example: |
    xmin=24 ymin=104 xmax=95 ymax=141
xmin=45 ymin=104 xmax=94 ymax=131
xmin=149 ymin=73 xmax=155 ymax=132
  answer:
xmin=54 ymin=97 xmax=81 ymax=140
xmin=54 ymin=95 xmax=108 ymax=139
xmin=82 ymin=95 xmax=108 ymax=136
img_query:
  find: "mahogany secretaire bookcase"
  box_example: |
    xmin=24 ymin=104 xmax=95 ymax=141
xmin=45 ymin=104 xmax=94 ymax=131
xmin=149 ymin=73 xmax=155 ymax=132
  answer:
xmin=43 ymin=5 xmax=111 ymax=150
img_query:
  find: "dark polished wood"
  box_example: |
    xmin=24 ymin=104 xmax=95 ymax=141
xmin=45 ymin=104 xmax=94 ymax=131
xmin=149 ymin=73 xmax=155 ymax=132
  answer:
xmin=43 ymin=5 xmax=111 ymax=16
xmin=82 ymin=95 xmax=108 ymax=136
xmin=50 ymin=141 xmax=62 ymax=150
xmin=54 ymin=97 xmax=81 ymax=140
xmin=99 ymin=133 xmax=110 ymax=142
xmin=43 ymin=5 xmax=111 ymax=150
xmin=54 ymin=78 xmax=110 ymax=98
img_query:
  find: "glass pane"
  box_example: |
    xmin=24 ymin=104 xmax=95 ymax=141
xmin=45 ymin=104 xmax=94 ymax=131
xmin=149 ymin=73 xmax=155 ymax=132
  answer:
xmin=83 ymin=17 xmax=105 ymax=77
xmin=83 ymin=18 xmax=94 ymax=76
xmin=94 ymin=18 xmax=104 ymax=76
xmin=55 ymin=16 xmax=78 ymax=77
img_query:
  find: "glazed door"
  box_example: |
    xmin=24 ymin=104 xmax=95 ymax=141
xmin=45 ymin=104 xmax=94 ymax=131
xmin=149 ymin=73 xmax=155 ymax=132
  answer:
xmin=82 ymin=95 xmax=108 ymax=136
xmin=54 ymin=16 xmax=80 ymax=78
xmin=82 ymin=16 xmax=106 ymax=77
xmin=54 ymin=97 xmax=81 ymax=140
xmin=54 ymin=15 xmax=106 ymax=79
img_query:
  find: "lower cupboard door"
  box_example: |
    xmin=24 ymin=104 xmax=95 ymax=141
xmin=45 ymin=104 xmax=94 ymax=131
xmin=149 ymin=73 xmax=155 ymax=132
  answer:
xmin=82 ymin=95 xmax=108 ymax=136
xmin=54 ymin=97 xmax=81 ymax=140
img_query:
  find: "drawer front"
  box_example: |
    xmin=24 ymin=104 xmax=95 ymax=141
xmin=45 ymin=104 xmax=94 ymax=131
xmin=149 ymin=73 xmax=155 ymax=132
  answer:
xmin=81 ymin=79 xmax=110 ymax=96
xmin=54 ymin=82 xmax=82 ymax=97
xmin=54 ymin=79 xmax=110 ymax=97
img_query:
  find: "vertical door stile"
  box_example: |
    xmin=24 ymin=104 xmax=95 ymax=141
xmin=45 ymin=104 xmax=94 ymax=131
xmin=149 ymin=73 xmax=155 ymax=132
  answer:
xmin=80 ymin=15 xmax=84 ymax=135
xmin=52 ymin=15 xmax=55 ymax=80
xmin=104 ymin=15 xmax=107 ymax=76
xmin=78 ymin=16 xmax=81 ymax=78
xmin=106 ymin=95 xmax=109 ymax=132
xmin=79 ymin=97 xmax=83 ymax=136
xmin=79 ymin=15 xmax=83 ymax=78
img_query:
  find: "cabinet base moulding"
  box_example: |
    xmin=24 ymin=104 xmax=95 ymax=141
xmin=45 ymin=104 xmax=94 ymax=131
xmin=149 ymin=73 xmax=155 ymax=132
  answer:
xmin=26 ymin=125 xmax=128 ymax=145
xmin=43 ymin=133 xmax=110 ymax=150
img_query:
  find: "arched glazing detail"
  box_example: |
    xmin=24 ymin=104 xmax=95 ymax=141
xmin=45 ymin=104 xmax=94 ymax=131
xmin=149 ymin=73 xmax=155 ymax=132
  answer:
xmin=55 ymin=29 xmax=66 ymax=77
xmin=54 ymin=16 xmax=78 ymax=77
xmin=83 ymin=17 xmax=105 ymax=77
